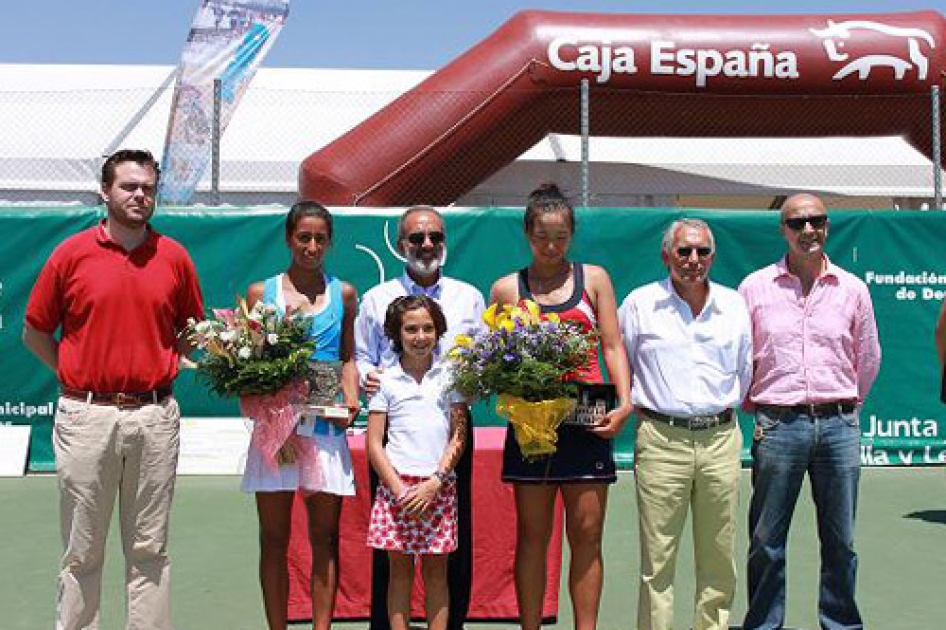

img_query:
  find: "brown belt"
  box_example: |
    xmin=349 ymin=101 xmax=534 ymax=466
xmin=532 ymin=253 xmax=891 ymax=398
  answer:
xmin=755 ymin=401 xmax=856 ymax=418
xmin=639 ymin=407 xmax=734 ymax=431
xmin=60 ymin=386 xmax=173 ymax=409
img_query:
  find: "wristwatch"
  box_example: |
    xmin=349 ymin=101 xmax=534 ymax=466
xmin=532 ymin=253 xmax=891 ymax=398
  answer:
xmin=433 ymin=470 xmax=450 ymax=484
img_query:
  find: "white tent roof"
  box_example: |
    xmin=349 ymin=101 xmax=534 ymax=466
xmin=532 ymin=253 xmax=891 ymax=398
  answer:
xmin=462 ymin=135 xmax=941 ymax=207
xmin=0 ymin=63 xmax=428 ymax=204
xmin=0 ymin=63 xmax=941 ymax=206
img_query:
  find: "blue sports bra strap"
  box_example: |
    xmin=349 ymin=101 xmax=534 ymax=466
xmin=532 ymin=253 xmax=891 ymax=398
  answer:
xmin=327 ymin=275 xmax=344 ymax=318
xmin=262 ymin=275 xmax=280 ymax=308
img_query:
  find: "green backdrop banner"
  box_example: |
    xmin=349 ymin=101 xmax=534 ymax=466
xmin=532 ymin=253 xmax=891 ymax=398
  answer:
xmin=2 ymin=206 xmax=944 ymax=471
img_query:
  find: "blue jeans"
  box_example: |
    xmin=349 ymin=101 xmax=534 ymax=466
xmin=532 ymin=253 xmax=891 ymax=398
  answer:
xmin=744 ymin=408 xmax=863 ymax=630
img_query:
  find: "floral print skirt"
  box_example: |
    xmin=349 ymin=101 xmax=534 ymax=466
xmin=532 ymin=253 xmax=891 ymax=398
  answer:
xmin=367 ymin=473 xmax=457 ymax=555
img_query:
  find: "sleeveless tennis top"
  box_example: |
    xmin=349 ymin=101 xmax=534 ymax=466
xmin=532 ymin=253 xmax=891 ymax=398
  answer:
xmin=263 ymin=273 xmax=343 ymax=361
xmin=517 ymin=262 xmax=603 ymax=384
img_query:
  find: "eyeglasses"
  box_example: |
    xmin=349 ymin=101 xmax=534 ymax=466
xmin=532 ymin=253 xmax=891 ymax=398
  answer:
xmin=783 ymin=215 xmax=828 ymax=231
xmin=405 ymin=231 xmax=445 ymax=245
xmin=676 ymin=246 xmax=713 ymax=258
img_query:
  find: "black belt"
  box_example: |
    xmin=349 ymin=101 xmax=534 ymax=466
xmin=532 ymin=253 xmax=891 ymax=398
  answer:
xmin=639 ymin=407 xmax=734 ymax=431
xmin=755 ymin=401 xmax=856 ymax=418
xmin=61 ymin=386 xmax=173 ymax=409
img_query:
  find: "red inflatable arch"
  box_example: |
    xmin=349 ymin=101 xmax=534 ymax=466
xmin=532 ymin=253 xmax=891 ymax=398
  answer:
xmin=300 ymin=10 xmax=946 ymax=206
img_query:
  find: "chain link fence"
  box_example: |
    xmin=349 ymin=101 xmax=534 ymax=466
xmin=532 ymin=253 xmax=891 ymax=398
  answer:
xmin=0 ymin=80 xmax=942 ymax=209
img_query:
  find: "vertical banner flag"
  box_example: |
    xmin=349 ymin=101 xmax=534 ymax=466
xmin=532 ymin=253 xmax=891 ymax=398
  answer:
xmin=159 ymin=0 xmax=290 ymax=204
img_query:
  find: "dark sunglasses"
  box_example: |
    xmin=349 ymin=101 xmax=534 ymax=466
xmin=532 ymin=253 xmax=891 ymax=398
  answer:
xmin=405 ymin=231 xmax=445 ymax=245
xmin=783 ymin=215 xmax=828 ymax=231
xmin=676 ymin=246 xmax=713 ymax=258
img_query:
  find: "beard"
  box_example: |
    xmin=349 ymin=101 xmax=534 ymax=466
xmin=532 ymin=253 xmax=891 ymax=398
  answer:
xmin=405 ymin=248 xmax=445 ymax=277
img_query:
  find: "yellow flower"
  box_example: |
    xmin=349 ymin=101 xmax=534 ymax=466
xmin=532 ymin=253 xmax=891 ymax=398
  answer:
xmin=546 ymin=312 xmax=561 ymax=324
xmin=483 ymin=304 xmax=499 ymax=329
xmin=522 ymin=299 xmax=542 ymax=324
xmin=493 ymin=304 xmax=514 ymax=330
xmin=499 ymin=318 xmax=515 ymax=332
xmin=453 ymin=334 xmax=472 ymax=348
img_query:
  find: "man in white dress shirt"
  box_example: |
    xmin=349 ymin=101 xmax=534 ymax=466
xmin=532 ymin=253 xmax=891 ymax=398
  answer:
xmin=619 ymin=218 xmax=753 ymax=630
xmin=355 ymin=206 xmax=485 ymax=630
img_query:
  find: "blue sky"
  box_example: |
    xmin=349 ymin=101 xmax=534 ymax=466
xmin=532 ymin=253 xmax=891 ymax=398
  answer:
xmin=2 ymin=1 xmax=941 ymax=70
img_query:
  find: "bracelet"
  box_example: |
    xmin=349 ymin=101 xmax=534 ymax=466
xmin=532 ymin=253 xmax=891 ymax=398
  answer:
xmin=433 ymin=470 xmax=450 ymax=484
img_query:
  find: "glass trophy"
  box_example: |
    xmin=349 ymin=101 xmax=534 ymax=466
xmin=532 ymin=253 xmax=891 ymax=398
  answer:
xmin=297 ymin=360 xmax=348 ymax=436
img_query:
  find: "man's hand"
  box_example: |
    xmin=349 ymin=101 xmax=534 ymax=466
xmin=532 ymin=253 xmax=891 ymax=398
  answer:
xmin=363 ymin=368 xmax=384 ymax=396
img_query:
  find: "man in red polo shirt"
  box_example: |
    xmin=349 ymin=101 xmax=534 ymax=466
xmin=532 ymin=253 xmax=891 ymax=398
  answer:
xmin=23 ymin=149 xmax=204 ymax=630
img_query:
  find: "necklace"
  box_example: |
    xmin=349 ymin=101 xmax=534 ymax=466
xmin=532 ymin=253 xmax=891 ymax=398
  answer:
xmin=529 ymin=263 xmax=571 ymax=286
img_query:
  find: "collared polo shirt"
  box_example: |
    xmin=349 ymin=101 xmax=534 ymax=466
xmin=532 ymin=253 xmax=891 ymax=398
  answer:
xmin=25 ymin=222 xmax=204 ymax=392
xmin=738 ymin=255 xmax=881 ymax=405
xmin=619 ymin=278 xmax=753 ymax=417
xmin=367 ymin=361 xmax=464 ymax=476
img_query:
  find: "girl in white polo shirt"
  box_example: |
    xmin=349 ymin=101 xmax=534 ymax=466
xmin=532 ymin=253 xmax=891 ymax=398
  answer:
xmin=366 ymin=295 xmax=468 ymax=630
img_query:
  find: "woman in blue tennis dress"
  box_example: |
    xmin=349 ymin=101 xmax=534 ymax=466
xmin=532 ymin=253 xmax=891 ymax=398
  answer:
xmin=241 ymin=201 xmax=360 ymax=630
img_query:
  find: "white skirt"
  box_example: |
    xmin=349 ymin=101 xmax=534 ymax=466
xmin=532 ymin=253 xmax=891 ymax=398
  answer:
xmin=241 ymin=421 xmax=355 ymax=496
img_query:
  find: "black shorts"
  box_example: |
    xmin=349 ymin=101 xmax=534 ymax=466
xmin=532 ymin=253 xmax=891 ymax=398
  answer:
xmin=501 ymin=422 xmax=617 ymax=484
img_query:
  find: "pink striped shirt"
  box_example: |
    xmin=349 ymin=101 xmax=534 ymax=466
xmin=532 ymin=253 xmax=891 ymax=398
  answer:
xmin=738 ymin=256 xmax=881 ymax=406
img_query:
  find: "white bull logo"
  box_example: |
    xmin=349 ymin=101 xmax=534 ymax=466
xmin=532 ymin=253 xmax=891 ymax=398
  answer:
xmin=810 ymin=20 xmax=935 ymax=81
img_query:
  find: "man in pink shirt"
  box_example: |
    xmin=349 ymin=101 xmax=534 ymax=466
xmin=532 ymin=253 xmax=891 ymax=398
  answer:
xmin=738 ymin=194 xmax=881 ymax=630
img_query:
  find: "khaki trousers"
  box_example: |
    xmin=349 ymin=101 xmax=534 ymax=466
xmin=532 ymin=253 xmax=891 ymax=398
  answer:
xmin=634 ymin=416 xmax=742 ymax=630
xmin=53 ymin=395 xmax=180 ymax=630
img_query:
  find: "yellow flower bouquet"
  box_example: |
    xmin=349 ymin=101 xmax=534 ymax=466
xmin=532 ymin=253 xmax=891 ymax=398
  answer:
xmin=449 ymin=300 xmax=596 ymax=459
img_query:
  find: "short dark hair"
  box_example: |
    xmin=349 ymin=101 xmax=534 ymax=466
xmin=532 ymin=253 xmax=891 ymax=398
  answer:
xmin=101 ymin=149 xmax=160 ymax=188
xmin=524 ymin=182 xmax=575 ymax=234
xmin=383 ymin=295 xmax=447 ymax=354
xmin=286 ymin=200 xmax=333 ymax=239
